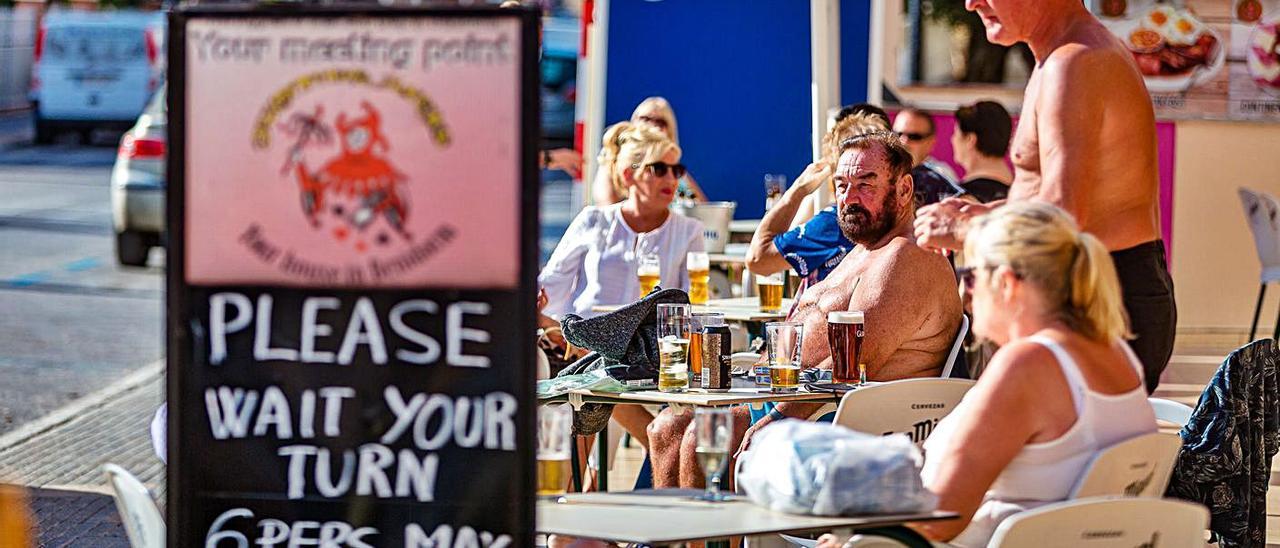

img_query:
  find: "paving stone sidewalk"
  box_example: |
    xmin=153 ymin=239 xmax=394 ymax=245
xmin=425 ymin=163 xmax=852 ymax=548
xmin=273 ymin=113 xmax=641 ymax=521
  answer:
xmin=0 ymin=366 xmax=163 ymax=547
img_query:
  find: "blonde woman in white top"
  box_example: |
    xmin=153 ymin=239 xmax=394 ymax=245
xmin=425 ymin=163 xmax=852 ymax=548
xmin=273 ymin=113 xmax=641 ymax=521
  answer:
xmin=818 ymin=203 xmax=1156 ymax=548
xmin=540 ymin=122 xmax=704 ymax=319
xmin=590 ymin=97 xmax=706 ymax=206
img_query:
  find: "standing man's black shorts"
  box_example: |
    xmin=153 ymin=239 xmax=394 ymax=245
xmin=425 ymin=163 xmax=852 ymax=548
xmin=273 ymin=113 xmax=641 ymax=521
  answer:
xmin=1111 ymin=240 xmax=1177 ymax=394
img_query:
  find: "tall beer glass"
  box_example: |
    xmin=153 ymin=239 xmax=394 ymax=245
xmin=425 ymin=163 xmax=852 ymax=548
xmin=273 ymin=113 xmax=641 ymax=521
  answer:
xmin=638 ymin=253 xmax=661 ymax=296
xmin=657 ymin=304 xmax=691 ymax=393
xmin=537 ymin=404 xmax=573 ymax=496
xmin=687 ymin=251 xmax=711 ymax=305
xmin=827 ymin=311 xmax=865 ymax=384
xmin=766 ymin=321 xmax=804 ymax=393
xmin=757 ymin=273 xmax=784 ymax=312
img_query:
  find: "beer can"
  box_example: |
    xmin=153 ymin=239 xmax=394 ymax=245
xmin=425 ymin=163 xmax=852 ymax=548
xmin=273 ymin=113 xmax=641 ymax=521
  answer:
xmin=701 ymin=325 xmax=733 ymax=392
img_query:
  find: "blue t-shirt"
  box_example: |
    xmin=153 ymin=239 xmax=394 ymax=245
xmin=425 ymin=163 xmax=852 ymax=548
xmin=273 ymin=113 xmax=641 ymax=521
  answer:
xmin=772 ymin=206 xmax=853 ymax=284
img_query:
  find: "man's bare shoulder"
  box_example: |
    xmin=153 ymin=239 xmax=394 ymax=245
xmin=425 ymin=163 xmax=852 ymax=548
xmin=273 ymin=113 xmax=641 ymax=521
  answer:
xmin=1040 ymin=36 xmax=1136 ymax=84
xmin=873 ymin=236 xmax=955 ymax=280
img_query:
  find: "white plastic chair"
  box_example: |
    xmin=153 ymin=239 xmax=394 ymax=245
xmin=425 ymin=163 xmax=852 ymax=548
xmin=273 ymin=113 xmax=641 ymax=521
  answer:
xmin=1070 ymin=432 xmax=1183 ymax=498
xmin=988 ymin=496 xmax=1209 ymax=548
xmin=1239 ymin=188 xmax=1280 ymax=341
xmin=102 ymin=464 xmax=165 ymax=548
xmin=1148 ymin=397 xmax=1194 ymax=427
xmin=939 ymin=315 xmax=969 ymax=379
xmin=832 ymin=378 xmax=976 ymax=446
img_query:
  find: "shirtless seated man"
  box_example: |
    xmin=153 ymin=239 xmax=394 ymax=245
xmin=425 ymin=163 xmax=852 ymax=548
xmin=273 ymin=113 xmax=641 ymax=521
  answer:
xmin=647 ymin=131 xmax=963 ymax=489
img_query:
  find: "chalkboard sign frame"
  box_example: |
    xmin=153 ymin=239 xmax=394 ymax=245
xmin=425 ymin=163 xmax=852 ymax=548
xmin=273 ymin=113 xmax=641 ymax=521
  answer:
xmin=165 ymin=4 xmax=540 ymax=546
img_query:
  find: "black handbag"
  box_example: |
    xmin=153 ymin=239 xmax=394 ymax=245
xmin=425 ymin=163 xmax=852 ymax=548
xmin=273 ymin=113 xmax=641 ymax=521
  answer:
xmin=554 ymin=288 xmax=690 ymax=436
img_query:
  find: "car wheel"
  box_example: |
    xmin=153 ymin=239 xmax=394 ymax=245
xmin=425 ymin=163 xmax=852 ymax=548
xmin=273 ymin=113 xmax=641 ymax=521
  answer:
xmin=115 ymin=231 xmax=150 ymax=267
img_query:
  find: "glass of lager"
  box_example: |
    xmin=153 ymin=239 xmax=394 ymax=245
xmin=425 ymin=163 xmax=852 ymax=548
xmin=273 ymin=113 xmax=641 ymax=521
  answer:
xmin=687 ymin=252 xmax=711 ymax=305
xmin=827 ymin=311 xmax=865 ymax=384
xmin=537 ymin=404 xmax=573 ymax=496
xmin=657 ymin=304 xmax=691 ymax=392
xmin=766 ymin=321 xmax=804 ymax=393
xmin=757 ymin=273 xmax=785 ymax=312
xmin=638 ymin=253 xmax=661 ymax=296
xmin=693 ymin=407 xmax=733 ymax=501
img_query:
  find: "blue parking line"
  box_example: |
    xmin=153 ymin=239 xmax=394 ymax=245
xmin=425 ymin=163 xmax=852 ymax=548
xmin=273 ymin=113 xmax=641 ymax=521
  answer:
xmin=63 ymin=257 xmax=100 ymax=272
xmin=7 ymin=271 xmax=50 ymax=287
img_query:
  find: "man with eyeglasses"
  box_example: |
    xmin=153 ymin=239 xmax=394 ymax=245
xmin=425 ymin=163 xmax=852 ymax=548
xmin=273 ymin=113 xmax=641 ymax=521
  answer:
xmin=893 ymin=108 xmax=964 ymax=209
xmin=914 ymin=0 xmax=1174 ymax=394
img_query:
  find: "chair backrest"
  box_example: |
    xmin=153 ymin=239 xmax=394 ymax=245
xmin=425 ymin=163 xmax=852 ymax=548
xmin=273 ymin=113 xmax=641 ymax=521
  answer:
xmin=1239 ymin=187 xmax=1280 ymax=281
xmin=1148 ymin=397 xmax=1194 ymax=427
xmin=102 ymin=464 xmax=165 ymax=548
xmin=832 ymin=378 xmax=976 ymax=446
xmin=1069 ymin=432 xmax=1183 ymax=499
xmin=989 ymin=496 xmax=1209 ymax=548
xmin=939 ymin=314 xmax=970 ymax=379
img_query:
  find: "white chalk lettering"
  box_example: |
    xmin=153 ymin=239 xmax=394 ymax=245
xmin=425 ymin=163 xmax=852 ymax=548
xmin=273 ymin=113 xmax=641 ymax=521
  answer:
xmin=381 ymin=386 xmax=425 ymax=445
xmin=255 ymin=294 xmax=300 ymax=362
xmin=484 ymin=393 xmax=518 ymax=451
xmin=403 ymin=524 xmax=512 ymax=548
xmin=205 ymin=386 xmax=258 ymax=440
xmin=209 ymin=292 xmax=253 ymax=365
xmin=279 ymin=444 xmax=438 ymax=502
xmin=446 ymin=302 xmax=491 ymax=368
xmin=253 ymin=386 xmax=294 ymax=439
xmin=319 ymin=387 xmax=355 ymax=437
xmin=337 ymin=298 xmax=388 ymax=365
xmin=355 ymin=444 xmax=395 ymax=498
xmin=300 ymin=297 xmax=340 ymax=363
xmin=379 ymin=388 xmax=519 ymax=451
xmin=390 ymin=300 xmax=441 ymax=364
xmin=204 ymin=385 xmax=351 ymax=440
xmin=205 ymin=508 xmax=376 ymax=548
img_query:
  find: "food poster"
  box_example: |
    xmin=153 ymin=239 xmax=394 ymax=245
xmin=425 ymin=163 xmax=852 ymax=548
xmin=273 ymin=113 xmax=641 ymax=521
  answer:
xmin=1095 ymin=0 xmax=1280 ymax=120
xmin=184 ymin=16 xmax=523 ymax=289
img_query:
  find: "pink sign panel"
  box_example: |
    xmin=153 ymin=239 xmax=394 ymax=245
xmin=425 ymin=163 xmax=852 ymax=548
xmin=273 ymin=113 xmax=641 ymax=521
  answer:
xmin=184 ymin=17 xmax=521 ymax=289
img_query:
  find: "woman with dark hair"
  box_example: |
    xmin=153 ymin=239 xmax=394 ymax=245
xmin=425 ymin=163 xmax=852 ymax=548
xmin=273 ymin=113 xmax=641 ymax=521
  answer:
xmin=951 ymin=100 xmax=1014 ymax=204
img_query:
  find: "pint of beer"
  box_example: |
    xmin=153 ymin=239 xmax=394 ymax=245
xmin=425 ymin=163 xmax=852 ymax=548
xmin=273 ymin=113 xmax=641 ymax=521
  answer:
xmin=638 ymin=253 xmax=661 ymax=296
xmin=687 ymin=252 xmax=711 ymax=305
xmin=827 ymin=311 xmax=865 ymax=384
xmin=766 ymin=321 xmax=804 ymax=393
xmin=537 ymin=404 xmax=573 ymax=496
xmin=657 ymin=304 xmax=691 ymax=393
xmin=757 ymin=273 xmax=784 ymax=312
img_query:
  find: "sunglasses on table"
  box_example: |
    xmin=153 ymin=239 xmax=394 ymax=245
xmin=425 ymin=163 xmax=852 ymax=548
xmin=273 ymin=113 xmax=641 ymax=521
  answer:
xmin=897 ymin=131 xmax=933 ymax=142
xmin=635 ymin=162 xmax=687 ymax=179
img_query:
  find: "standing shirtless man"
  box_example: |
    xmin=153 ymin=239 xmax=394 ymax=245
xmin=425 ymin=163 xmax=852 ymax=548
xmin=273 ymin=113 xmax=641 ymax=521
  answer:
xmin=915 ymin=0 xmax=1175 ymax=393
xmin=647 ymin=131 xmax=962 ymax=488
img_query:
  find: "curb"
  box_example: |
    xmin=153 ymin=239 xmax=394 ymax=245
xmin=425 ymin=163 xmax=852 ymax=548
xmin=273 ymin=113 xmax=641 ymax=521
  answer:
xmin=0 ymin=360 xmax=164 ymax=453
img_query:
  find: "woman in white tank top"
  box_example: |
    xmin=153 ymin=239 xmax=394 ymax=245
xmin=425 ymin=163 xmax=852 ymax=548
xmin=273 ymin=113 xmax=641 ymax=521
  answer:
xmin=822 ymin=203 xmax=1157 ymax=548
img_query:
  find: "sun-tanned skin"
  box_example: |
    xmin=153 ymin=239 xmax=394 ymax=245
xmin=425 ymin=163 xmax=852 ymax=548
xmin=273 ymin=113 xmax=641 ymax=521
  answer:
xmin=647 ymin=141 xmax=961 ymax=489
xmin=914 ymin=0 xmax=1160 ymax=253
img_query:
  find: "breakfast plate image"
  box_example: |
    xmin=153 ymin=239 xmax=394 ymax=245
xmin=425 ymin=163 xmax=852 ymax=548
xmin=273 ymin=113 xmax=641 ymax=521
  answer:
xmin=1104 ymin=5 xmax=1227 ymax=93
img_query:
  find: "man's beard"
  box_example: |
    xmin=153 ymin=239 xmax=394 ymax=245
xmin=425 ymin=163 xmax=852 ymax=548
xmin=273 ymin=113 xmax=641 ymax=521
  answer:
xmin=837 ymin=192 xmax=899 ymax=245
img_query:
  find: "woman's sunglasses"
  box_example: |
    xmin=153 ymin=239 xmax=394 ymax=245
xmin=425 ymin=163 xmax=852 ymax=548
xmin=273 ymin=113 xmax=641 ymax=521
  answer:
xmin=639 ymin=162 xmax=687 ymax=179
xmin=636 ymin=115 xmax=670 ymax=130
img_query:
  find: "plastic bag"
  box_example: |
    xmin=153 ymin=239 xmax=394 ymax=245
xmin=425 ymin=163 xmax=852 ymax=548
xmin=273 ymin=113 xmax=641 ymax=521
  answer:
xmin=535 ymin=369 xmax=630 ymax=399
xmin=737 ymin=420 xmax=937 ymax=516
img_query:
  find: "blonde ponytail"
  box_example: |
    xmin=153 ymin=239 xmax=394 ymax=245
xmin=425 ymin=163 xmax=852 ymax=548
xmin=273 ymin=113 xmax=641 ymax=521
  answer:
xmin=965 ymin=202 xmax=1131 ymax=342
xmin=597 ymin=122 xmax=681 ymax=199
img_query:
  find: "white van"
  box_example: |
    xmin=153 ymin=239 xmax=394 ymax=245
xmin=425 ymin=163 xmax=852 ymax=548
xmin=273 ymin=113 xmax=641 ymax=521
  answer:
xmin=30 ymin=10 xmax=164 ymax=144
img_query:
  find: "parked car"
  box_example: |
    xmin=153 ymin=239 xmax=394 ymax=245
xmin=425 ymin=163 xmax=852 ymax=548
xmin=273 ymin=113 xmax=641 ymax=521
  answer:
xmin=31 ymin=10 xmax=165 ymax=144
xmin=541 ymin=15 xmax=577 ymax=148
xmin=111 ymin=86 xmax=165 ymax=267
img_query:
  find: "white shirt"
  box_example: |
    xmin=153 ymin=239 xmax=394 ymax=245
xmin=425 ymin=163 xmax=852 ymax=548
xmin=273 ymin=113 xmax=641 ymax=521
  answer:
xmin=539 ymin=204 xmax=705 ymax=318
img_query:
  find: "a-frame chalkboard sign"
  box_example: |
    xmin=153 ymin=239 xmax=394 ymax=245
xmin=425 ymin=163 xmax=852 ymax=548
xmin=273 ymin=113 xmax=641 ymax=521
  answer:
xmin=166 ymin=4 xmax=539 ymax=546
